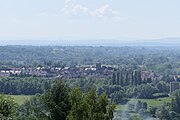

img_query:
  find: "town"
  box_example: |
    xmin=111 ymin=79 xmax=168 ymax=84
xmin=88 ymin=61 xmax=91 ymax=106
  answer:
xmin=1 ymin=62 xmax=179 ymax=94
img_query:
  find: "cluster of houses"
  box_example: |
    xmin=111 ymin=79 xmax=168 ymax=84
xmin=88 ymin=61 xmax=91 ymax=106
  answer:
xmin=0 ymin=64 xmax=161 ymax=81
xmin=0 ymin=63 xmax=114 ymax=79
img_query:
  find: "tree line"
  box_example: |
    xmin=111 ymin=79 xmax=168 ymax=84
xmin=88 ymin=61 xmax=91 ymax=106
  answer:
xmin=0 ymin=77 xmax=51 ymax=95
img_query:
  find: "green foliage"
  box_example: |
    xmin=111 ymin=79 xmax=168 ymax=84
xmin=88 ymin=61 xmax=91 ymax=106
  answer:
xmin=152 ymin=93 xmax=169 ymax=99
xmin=134 ymin=83 xmax=159 ymax=99
xmin=17 ymin=94 xmax=49 ymax=120
xmin=149 ymin=106 xmax=158 ymax=117
xmin=169 ymin=111 xmax=180 ymax=120
xmin=112 ymin=72 xmax=116 ymax=85
xmin=155 ymin=81 xmax=169 ymax=93
xmin=138 ymin=108 xmax=149 ymax=119
xmin=135 ymin=101 xmax=142 ymax=112
xmin=42 ymin=81 xmax=71 ymax=120
xmin=67 ymin=88 xmax=88 ymax=120
xmin=98 ymin=85 xmax=124 ymax=97
xmin=171 ymin=89 xmax=180 ymax=97
xmin=170 ymin=91 xmax=180 ymax=114
xmin=0 ymin=77 xmax=51 ymax=95
xmin=156 ymin=106 xmax=171 ymax=120
xmin=111 ymin=91 xmax=128 ymax=104
xmin=67 ymin=87 xmax=116 ymax=120
xmin=0 ymin=94 xmax=17 ymax=119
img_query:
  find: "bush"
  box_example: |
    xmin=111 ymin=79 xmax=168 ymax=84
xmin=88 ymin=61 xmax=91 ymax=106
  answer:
xmin=135 ymin=84 xmax=159 ymax=99
xmin=152 ymin=93 xmax=169 ymax=99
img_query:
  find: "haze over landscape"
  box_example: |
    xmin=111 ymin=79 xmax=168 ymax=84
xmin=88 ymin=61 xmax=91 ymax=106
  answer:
xmin=0 ymin=0 xmax=180 ymax=45
xmin=1 ymin=38 xmax=180 ymax=46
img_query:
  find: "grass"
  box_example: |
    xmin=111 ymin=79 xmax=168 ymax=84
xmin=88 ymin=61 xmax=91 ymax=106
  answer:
xmin=116 ymin=104 xmax=127 ymax=111
xmin=130 ymin=113 xmax=143 ymax=120
xmin=115 ymin=97 xmax=173 ymax=120
xmin=132 ymin=97 xmax=172 ymax=107
xmin=116 ymin=97 xmax=173 ymax=111
xmin=8 ymin=95 xmax=32 ymax=105
xmin=130 ymin=97 xmax=173 ymax=107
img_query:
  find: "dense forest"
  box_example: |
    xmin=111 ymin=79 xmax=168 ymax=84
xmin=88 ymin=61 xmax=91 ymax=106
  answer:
xmin=0 ymin=46 xmax=180 ymax=120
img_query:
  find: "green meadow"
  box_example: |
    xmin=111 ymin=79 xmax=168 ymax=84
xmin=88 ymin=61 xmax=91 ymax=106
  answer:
xmin=8 ymin=95 xmax=32 ymax=105
xmin=116 ymin=97 xmax=173 ymax=111
xmin=115 ymin=97 xmax=173 ymax=120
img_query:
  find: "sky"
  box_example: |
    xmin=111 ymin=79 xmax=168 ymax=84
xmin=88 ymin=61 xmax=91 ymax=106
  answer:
xmin=0 ymin=0 xmax=180 ymax=41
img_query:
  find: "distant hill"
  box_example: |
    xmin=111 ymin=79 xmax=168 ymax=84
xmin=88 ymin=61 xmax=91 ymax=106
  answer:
xmin=1 ymin=38 xmax=180 ymax=46
xmin=129 ymin=38 xmax=180 ymax=46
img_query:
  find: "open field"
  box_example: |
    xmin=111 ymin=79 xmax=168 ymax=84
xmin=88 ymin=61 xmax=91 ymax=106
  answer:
xmin=8 ymin=95 xmax=173 ymax=107
xmin=130 ymin=97 xmax=173 ymax=107
xmin=8 ymin=95 xmax=32 ymax=105
xmin=116 ymin=97 xmax=173 ymax=111
xmin=115 ymin=97 xmax=173 ymax=120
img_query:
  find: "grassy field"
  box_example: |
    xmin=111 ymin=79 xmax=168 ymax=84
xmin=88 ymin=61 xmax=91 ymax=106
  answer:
xmin=130 ymin=97 xmax=173 ymax=107
xmin=115 ymin=97 xmax=173 ymax=120
xmin=116 ymin=97 xmax=173 ymax=111
xmin=8 ymin=95 xmax=32 ymax=105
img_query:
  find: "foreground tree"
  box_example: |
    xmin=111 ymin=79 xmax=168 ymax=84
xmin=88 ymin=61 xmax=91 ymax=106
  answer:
xmin=67 ymin=87 xmax=116 ymax=120
xmin=42 ymin=81 xmax=71 ymax=120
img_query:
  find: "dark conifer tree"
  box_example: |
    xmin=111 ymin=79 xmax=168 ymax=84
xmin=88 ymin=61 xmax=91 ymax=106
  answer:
xmin=120 ymin=71 xmax=123 ymax=86
xmin=112 ymin=72 xmax=116 ymax=85
xmin=116 ymin=71 xmax=120 ymax=85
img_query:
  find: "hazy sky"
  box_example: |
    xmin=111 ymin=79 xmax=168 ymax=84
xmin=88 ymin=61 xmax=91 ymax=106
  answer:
xmin=0 ymin=0 xmax=180 ymax=40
